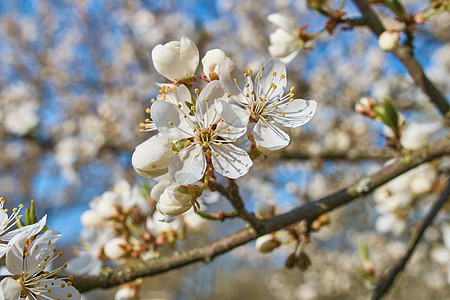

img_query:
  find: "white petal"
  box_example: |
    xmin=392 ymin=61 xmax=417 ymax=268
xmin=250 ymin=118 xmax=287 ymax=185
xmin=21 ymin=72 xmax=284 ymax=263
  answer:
xmin=132 ymin=136 xmax=174 ymax=178
xmin=202 ymin=48 xmax=227 ymax=76
xmin=210 ymin=143 xmax=252 ymax=179
xmin=255 ymin=59 xmax=287 ymax=100
xmin=180 ymin=37 xmax=199 ymax=78
xmin=151 ymin=100 xmax=192 ymax=140
xmin=152 ymin=44 xmax=186 ymax=82
xmin=253 ymin=120 xmax=290 ymax=150
xmin=272 ymin=99 xmax=317 ymax=127
xmin=270 ymin=28 xmax=298 ymax=44
xmin=196 ymin=81 xmax=225 ymax=118
xmin=5 ymin=233 xmax=27 ymax=275
xmin=1 ymin=215 xmax=47 ymax=241
xmin=66 ymin=253 xmax=102 ymax=275
xmin=27 ymin=229 xmax=61 ymax=276
xmin=0 ymin=277 xmax=21 ymax=300
xmin=157 ymin=185 xmax=193 ymax=216
xmin=169 ymin=146 xmax=206 ymax=184
xmin=218 ymin=57 xmax=244 ymax=97
xmin=37 ymin=279 xmax=81 ymax=300
xmin=215 ymin=100 xmax=250 ymax=129
xmin=268 ymin=13 xmax=298 ymax=32
xmin=151 ymin=180 xmax=173 ymax=201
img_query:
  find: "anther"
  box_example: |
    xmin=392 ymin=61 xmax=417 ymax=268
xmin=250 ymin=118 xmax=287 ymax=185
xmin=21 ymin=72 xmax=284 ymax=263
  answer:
xmin=177 ymin=104 xmax=182 ymax=108
xmin=168 ymin=121 xmax=174 ymax=125
xmin=281 ymin=112 xmax=286 ymax=117
xmin=260 ymin=66 xmax=264 ymax=71
xmin=258 ymin=76 xmax=262 ymax=80
xmin=272 ymin=72 xmax=277 ymax=76
xmin=214 ymin=153 xmax=219 ymax=157
xmin=248 ymin=69 xmax=253 ymax=74
xmin=151 ymin=99 xmax=156 ymax=103
xmin=195 ymin=88 xmax=199 ymax=94
xmin=191 ymin=106 xmax=195 ymax=111
xmin=145 ymin=108 xmax=151 ymax=113
xmin=280 ymin=74 xmax=286 ymax=79
xmin=227 ymin=94 xmax=231 ymax=98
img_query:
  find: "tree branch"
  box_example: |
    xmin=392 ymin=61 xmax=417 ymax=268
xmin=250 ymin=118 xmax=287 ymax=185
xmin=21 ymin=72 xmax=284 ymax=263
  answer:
xmin=72 ymin=135 xmax=450 ymax=292
xmin=352 ymin=0 xmax=450 ymax=118
xmin=372 ymin=180 xmax=450 ymax=300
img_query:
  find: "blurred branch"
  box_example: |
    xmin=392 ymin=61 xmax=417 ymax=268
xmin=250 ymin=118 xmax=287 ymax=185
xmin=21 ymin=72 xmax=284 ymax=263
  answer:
xmin=72 ymin=135 xmax=450 ymax=292
xmin=196 ymin=210 xmax=239 ymax=221
xmin=352 ymin=0 xmax=450 ymax=119
xmin=280 ymin=148 xmax=395 ymax=161
xmin=373 ymin=180 xmax=450 ymax=300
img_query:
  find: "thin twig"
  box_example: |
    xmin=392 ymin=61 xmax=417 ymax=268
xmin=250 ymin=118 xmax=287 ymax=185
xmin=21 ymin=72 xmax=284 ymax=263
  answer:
xmin=196 ymin=210 xmax=239 ymax=221
xmin=352 ymin=0 xmax=450 ymax=118
xmin=373 ymin=180 xmax=450 ymax=300
xmin=71 ymin=135 xmax=450 ymax=292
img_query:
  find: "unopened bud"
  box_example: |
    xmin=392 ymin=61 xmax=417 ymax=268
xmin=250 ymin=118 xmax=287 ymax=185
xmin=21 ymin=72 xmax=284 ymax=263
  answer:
xmin=378 ymin=30 xmax=401 ymax=51
xmin=296 ymin=251 xmax=312 ymax=271
xmin=80 ymin=209 xmax=104 ymax=228
xmin=285 ymin=253 xmax=296 ymax=269
xmin=355 ymin=97 xmax=376 ymax=118
xmin=414 ymin=12 xmax=426 ymax=24
xmin=255 ymin=234 xmax=281 ymax=253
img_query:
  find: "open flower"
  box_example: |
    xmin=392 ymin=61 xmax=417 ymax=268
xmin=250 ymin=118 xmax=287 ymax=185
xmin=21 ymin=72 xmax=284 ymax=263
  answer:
xmin=267 ymin=13 xmax=303 ymax=63
xmin=1 ymin=229 xmax=80 ymax=300
xmin=151 ymin=37 xmax=199 ymax=83
xmin=219 ymin=57 xmax=317 ymax=150
xmin=151 ymin=81 xmax=252 ymax=184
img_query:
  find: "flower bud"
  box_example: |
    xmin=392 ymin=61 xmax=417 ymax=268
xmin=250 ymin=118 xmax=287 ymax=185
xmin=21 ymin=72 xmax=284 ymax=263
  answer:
xmin=115 ymin=286 xmax=138 ymax=300
xmin=92 ymin=191 xmax=121 ymax=218
xmin=152 ymin=37 xmax=199 ymax=82
xmin=355 ymin=97 xmax=376 ymax=118
xmin=296 ymin=251 xmax=312 ymax=271
xmin=104 ymin=237 xmax=128 ymax=260
xmin=184 ymin=211 xmax=209 ymax=233
xmin=132 ymin=136 xmax=174 ymax=178
xmin=255 ymin=202 xmax=275 ymax=219
xmin=153 ymin=180 xmax=196 ymax=216
xmin=255 ymin=234 xmax=281 ymax=253
xmin=378 ymin=30 xmax=400 ymax=51
xmin=80 ymin=209 xmax=105 ymax=228
xmin=285 ymin=253 xmax=296 ymax=268
xmin=202 ymin=49 xmax=226 ymax=81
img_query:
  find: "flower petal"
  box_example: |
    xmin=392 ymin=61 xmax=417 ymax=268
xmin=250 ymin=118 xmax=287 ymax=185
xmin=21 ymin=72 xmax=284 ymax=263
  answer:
xmin=151 ymin=100 xmax=192 ymax=140
xmin=196 ymin=81 xmax=225 ymax=118
xmin=215 ymin=100 xmax=249 ymax=129
xmin=180 ymin=37 xmax=199 ymax=79
xmin=218 ymin=57 xmax=247 ymax=105
xmin=132 ymin=136 xmax=174 ymax=178
xmin=272 ymin=99 xmax=317 ymax=127
xmin=253 ymin=119 xmax=290 ymax=150
xmin=0 ymin=277 xmax=21 ymax=300
xmin=255 ymin=59 xmax=287 ymax=101
xmin=169 ymin=145 xmax=206 ymax=184
xmin=268 ymin=13 xmax=298 ymax=32
xmin=210 ymin=143 xmax=252 ymax=179
xmin=152 ymin=44 xmax=186 ymax=82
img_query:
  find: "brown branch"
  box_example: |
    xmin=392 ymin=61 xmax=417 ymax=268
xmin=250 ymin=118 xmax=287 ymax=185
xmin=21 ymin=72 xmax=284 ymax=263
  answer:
xmin=373 ymin=180 xmax=450 ymax=300
xmin=72 ymin=135 xmax=450 ymax=293
xmin=352 ymin=0 xmax=450 ymax=118
xmin=196 ymin=210 xmax=239 ymax=221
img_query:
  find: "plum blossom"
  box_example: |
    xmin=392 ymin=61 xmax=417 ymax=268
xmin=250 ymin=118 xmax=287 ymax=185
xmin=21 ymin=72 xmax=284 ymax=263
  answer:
xmin=0 ymin=229 xmax=80 ymax=300
xmin=267 ymin=13 xmax=304 ymax=63
xmin=151 ymin=81 xmax=252 ymax=184
xmin=151 ymin=37 xmax=199 ymax=84
xmin=151 ymin=180 xmax=198 ymax=216
xmin=378 ymin=30 xmax=401 ymax=51
xmin=219 ymin=57 xmax=317 ymax=150
xmin=202 ymin=49 xmax=227 ymax=81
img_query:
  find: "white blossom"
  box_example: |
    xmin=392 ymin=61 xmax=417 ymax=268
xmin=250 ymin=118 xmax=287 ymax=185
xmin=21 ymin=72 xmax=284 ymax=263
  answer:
xmin=104 ymin=237 xmax=128 ymax=260
xmin=219 ymin=57 xmax=317 ymax=150
xmin=255 ymin=234 xmax=281 ymax=253
xmin=202 ymin=49 xmax=227 ymax=81
xmin=267 ymin=13 xmax=303 ymax=63
xmin=151 ymin=81 xmax=252 ymax=184
xmin=1 ymin=229 xmax=80 ymax=300
xmin=151 ymin=37 xmax=199 ymax=83
xmin=151 ymin=180 xmax=195 ymax=217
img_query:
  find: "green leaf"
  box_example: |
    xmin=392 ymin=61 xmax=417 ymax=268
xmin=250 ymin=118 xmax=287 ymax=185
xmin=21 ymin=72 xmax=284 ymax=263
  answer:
xmin=358 ymin=242 xmax=370 ymax=261
xmin=374 ymin=99 xmax=400 ymax=130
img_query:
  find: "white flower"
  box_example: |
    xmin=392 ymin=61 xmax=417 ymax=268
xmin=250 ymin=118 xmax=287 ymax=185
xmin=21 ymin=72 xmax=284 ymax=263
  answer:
xmin=378 ymin=30 xmax=401 ymax=51
xmin=115 ymin=285 xmax=139 ymax=300
xmin=80 ymin=209 xmax=105 ymax=228
xmin=184 ymin=210 xmax=209 ymax=233
xmin=104 ymin=237 xmax=128 ymax=260
xmin=400 ymin=122 xmax=439 ymax=150
xmin=151 ymin=180 xmax=195 ymax=216
xmin=0 ymin=199 xmax=47 ymax=259
xmin=202 ymin=49 xmax=227 ymax=80
xmin=146 ymin=211 xmax=183 ymax=236
xmin=1 ymin=229 xmax=80 ymax=300
xmin=132 ymin=135 xmax=175 ymax=178
xmin=219 ymin=57 xmax=317 ymax=150
xmin=267 ymin=13 xmax=303 ymax=63
xmin=151 ymin=37 xmax=199 ymax=83
xmin=90 ymin=191 xmax=121 ymax=218
xmin=255 ymin=234 xmax=281 ymax=253
xmin=4 ymin=102 xmax=39 ymax=136
xmin=151 ymin=81 xmax=252 ymax=184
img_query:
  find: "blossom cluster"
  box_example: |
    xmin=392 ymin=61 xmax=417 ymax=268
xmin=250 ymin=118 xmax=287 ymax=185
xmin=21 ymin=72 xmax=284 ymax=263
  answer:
xmin=132 ymin=37 xmax=317 ymax=218
xmin=0 ymin=198 xmax=80 ymax=299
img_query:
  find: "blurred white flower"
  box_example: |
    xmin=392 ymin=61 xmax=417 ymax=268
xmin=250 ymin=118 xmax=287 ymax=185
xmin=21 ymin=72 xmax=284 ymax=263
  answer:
xmin=400 ymin=122 xmax=440 ymax=150
xmin=184 ymin=210 xmax=209 ymax=233
xmin=104 ymin=237 xmax=128 ymax=260
xmin=151 ymin=37 xmax=199 ymax=83
xmin=146 ymin=211 xmax=183 ymax=236
xmin=255 ymin=234 xmax=281 ymax=253
xmin=4 ymin=102 xmax=39 ymax=135
xmin=267 ymin=13 xmax=303 ymax=63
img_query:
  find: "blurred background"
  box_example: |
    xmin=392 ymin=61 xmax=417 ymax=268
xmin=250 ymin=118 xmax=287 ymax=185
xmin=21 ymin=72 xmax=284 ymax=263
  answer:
xmin=0 ymin=0 xmax=449 ymax=299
